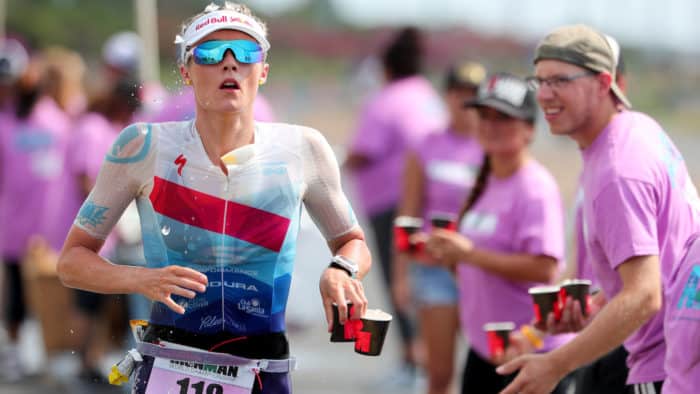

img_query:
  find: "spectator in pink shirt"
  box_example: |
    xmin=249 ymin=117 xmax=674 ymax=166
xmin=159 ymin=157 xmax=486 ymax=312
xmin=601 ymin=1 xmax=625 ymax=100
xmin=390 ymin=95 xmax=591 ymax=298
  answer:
xmin=570 ymin=34 xmax=630 ymax=394
xmin=500 ymin=24 xmax=700 ymax=394
xmin=393 ymin=61 xmax=485 ymax=394
xmin=345 ymin=27 xmax=447 ymax=385
xmin=424 ymin=73 xmax=574 ymax=394
xmin=0 ymin=46 xmax=83 ymax=382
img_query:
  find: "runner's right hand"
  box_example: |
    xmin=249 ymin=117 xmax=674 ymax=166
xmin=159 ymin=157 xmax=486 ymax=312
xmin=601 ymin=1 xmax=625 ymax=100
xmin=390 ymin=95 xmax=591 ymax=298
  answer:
xmin=137 ymin=266 xmax=208 ymax=314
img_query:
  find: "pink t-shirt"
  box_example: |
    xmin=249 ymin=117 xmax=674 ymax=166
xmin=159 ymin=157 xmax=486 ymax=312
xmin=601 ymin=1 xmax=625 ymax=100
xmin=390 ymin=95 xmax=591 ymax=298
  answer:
xmin=581 ymin=111 xmax=700 ymax=384
xmin=415 ymin=130 xmax=483 ymax=229
xmin=456 ymin=159 xmax=571 ymax=359
xmin=573 ymin=184 xmax=597 ymax=284
xmin=0 ymin=97 xmax=74 ymax=258
xmin=350 ymin=76 xmax=447 ymax=216
xmin=149 ymin=88 xmax=276 ymax=123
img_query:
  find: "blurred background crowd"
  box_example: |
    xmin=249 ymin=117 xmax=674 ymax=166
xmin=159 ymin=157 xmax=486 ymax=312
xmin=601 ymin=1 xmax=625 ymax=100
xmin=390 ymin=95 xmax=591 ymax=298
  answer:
xmin=0 ymin=1 xmax=698 ymax=393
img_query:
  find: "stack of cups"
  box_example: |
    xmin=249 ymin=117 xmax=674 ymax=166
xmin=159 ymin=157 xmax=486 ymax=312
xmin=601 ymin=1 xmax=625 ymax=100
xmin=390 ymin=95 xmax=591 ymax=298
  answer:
xmin=528 ymin=279 xmax=593 ymax=324
xmin=430 ymin=212 xmax=458 ymax=231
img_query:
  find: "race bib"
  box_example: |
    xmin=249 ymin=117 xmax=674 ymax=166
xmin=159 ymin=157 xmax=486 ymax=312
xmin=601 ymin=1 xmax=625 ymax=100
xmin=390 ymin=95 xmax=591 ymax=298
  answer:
xmin=145 ymin=356 xmax=257 ymax=394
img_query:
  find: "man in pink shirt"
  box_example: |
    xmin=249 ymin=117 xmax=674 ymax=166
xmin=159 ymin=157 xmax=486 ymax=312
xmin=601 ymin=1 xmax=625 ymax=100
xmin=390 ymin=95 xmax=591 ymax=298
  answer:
xmin=499 ymin=25 xmax=700 ymax=394
xmin=570 ymin=35 xmax=630 ymax=394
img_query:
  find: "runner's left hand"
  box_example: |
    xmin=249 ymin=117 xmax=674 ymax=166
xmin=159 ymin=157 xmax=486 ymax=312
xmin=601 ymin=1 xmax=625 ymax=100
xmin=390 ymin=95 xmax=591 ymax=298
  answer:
xmin=319 ymin=267 xmax=367 ymax=332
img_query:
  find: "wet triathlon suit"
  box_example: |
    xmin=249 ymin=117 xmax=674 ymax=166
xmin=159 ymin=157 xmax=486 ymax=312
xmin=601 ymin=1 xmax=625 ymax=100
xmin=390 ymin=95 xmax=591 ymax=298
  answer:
xmin=74 ymin=120 xmax=359 ymax=393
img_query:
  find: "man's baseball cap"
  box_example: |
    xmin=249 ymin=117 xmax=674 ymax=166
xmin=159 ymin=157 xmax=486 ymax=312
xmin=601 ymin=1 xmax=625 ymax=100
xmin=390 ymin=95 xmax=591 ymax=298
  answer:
xmin=533 ymin=24 xmax=631 ymax=108
xmin=464 ymin=73 xmax=537 ymax=122
xmin=445 ymin=61 xmax=486 ymax=90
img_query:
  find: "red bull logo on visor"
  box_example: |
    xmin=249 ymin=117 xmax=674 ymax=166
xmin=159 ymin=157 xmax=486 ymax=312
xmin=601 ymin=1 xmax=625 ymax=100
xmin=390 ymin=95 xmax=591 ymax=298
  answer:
xmin=195 ymin=15 xmax=255 ymax=32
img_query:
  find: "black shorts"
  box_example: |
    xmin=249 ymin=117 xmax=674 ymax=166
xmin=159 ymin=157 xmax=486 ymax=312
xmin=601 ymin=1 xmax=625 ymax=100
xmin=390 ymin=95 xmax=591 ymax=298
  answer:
xmin=3 ymin=261 xmax=26 ymax=325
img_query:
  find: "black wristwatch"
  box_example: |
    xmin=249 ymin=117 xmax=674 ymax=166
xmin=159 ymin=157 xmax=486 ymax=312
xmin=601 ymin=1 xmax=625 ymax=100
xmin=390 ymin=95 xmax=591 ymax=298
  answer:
xmin=329 ymin=255 xmax=359 ymax=279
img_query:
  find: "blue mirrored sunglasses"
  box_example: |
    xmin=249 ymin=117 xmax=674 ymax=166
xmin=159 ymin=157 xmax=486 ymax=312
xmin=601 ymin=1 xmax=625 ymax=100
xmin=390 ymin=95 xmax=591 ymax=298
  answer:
xmin=190 ymin=40 xmax=264 ymax=65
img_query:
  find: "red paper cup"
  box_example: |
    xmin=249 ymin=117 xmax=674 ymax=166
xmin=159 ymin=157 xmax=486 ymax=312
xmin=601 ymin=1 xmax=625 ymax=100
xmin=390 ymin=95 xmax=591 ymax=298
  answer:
xmin=330 ymin=303 xmax=358 ymax=342
xmin=560 ymin=279 xmax=592 ymax=316
xmin=483 ymin=322 xmax=515 ymax=358
xmin=528 ymin=285 xmax=562 ymax=324
xmin=354 ymin=309 xmax=392 ymax=356
xmin=429 ymin=212 xmax=457 ymax=231
xmin=393 ymin=216 xmax=423 ymax=253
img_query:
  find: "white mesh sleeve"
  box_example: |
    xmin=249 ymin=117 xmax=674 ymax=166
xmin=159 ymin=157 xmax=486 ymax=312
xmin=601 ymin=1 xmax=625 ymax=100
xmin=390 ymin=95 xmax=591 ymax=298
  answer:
xmin=300 ymin=127 xmax=359 ymax=241
xmin=73 ymin=123 xmax=156 ymax=240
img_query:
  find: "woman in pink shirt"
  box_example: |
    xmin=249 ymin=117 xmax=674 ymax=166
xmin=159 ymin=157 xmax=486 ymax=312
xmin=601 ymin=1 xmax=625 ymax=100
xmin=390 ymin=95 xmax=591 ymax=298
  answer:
xmin=393 ymin=61 xmax=485 ymax=394
xmin=424 ymin=73 xmax=573 ymax=394
xmin=0 ymin=47 xmax=82 ymax=381
xmin=345 ymin=27 xmax=447 ymax=380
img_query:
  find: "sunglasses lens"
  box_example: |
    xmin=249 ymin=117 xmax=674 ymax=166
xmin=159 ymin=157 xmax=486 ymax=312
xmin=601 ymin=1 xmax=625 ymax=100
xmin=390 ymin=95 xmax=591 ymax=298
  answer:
xmin=191 ymin=40 xmax=264 ymax=65
xmin=192 ymin=46 xmax=222 ymax=65
xmin=231 ymin=41 xmax=264 ymax=64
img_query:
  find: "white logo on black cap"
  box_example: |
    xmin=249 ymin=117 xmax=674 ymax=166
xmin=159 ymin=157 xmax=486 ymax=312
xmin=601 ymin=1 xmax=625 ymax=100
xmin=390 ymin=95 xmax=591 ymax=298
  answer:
xmin=486 ymin=76 xmax=527 ymax=107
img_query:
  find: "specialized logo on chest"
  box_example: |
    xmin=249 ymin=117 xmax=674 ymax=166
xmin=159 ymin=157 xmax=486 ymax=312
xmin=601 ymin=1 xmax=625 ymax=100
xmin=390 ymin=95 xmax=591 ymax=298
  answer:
xmin=149 ymin=149 xmax=292 ymax=253
xmin=460 ymin=211 xmax=498 ymax=235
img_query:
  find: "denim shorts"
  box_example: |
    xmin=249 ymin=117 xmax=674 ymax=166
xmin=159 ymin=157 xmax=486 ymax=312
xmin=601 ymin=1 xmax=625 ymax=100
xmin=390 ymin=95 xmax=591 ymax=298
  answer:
xmin=409 ymin=262 xmax=459 ymax=307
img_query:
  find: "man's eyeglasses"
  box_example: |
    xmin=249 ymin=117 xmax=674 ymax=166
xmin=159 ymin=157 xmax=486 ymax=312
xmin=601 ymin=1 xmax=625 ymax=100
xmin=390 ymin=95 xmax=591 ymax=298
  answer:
xmin=525 ymin=71 xmax=595 ymax=90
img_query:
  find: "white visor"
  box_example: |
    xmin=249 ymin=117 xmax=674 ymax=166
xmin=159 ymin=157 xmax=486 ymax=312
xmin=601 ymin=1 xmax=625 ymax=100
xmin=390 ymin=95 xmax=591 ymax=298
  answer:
xmin=175 ymin=10 xmax=270 ymax=52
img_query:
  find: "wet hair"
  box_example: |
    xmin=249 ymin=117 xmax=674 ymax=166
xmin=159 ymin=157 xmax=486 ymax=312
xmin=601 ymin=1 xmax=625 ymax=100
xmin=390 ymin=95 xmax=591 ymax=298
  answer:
xmin=458 ymin=155 xmax=491 ymax=220
xmin=381 ymin=27 xmax=423 ymax=80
